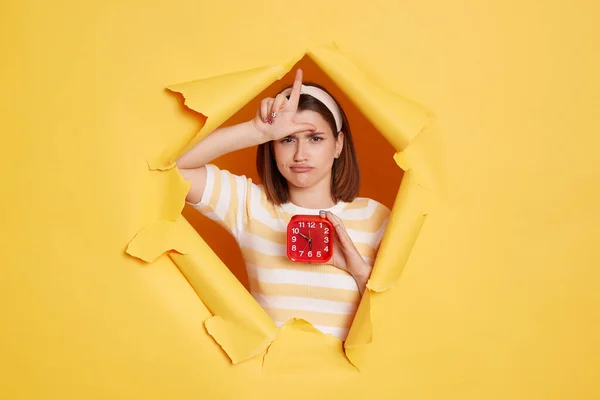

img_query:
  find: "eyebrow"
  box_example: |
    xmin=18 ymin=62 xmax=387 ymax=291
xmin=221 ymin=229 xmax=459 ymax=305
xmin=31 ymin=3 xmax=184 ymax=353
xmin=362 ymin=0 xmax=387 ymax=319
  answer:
xmin=286 ymin=131 xmax=326 ymax=139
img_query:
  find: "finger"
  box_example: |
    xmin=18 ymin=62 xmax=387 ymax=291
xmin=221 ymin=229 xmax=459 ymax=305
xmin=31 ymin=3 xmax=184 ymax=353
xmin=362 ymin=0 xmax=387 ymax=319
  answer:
xmin=335 ymin=224 xmax=352 ymax=251
xmin=333 ymin=231 xmax=345 ymax=250
xmin=327 ymin=212 xmax=346 ymax=242
xmin=272 ymin=93 xmax=287 ymax=117
xmin=331 ymin=234 xmax=347 ymax=271
xmin=326 ymin=211 xmax=342 ymax=227
xmin=260 ymin=98 xmax=271 ymax=122
xmin=267 ymin=98 xmax=275 ymax=123
xmin=287 ymin=69 xmax=304 ymax=110
xmin=280 ymin=87 xmax=293 ymax=98
xmin=327 ymin=212 xmax=354 ymax=251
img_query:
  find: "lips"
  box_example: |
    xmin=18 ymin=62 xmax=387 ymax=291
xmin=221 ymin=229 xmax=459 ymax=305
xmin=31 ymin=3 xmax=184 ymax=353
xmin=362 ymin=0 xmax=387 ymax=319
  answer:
xmin=290 ymin=165 xmax=313 ymax=173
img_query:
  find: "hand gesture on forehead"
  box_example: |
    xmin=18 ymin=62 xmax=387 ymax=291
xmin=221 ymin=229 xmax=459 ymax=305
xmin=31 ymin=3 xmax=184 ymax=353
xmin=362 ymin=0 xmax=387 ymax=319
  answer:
xmin=252 ymin=69 xmax=316 ymax=141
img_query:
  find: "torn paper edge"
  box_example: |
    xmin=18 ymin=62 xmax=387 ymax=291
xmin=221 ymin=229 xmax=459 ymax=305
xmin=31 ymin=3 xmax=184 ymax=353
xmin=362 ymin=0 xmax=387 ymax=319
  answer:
xmin=261 ymin=318 xmax=348 ymax=372
xmin=126 ymin=59 xmax=302 ymax=363
xmin=305 ymin=43 xmax=435 ymax=370
xmin=124 ymin=42 xmax=435 ymax=369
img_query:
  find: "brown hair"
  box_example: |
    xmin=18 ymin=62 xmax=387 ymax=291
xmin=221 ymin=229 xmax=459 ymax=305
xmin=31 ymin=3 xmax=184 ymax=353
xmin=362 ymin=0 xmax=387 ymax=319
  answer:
xmin=256 ymin=83 xmax=360 ymax=205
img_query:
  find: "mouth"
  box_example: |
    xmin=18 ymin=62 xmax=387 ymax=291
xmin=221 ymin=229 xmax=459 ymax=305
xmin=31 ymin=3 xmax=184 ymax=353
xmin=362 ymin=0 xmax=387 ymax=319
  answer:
xmin=290 ymin=165 xmax=314 ymax=173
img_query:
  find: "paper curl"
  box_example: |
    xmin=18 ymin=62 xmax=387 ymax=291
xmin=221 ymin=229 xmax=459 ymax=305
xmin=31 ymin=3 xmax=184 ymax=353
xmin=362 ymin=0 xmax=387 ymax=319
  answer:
xmin=126 ymin=42 xmax=434 ymax=368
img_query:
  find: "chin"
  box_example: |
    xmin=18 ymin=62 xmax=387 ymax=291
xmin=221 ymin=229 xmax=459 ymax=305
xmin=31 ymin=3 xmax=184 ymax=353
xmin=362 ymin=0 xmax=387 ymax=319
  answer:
xmin=286 ymin=178 xmax=315 ymax=188
xmin=286 ymin=172 xmax=329 ymax=190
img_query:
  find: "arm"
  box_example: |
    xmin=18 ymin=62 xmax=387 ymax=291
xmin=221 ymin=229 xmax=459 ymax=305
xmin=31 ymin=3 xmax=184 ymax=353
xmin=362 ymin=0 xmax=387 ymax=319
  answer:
xmin=176 ymin=69 xmax=315 ymax=204
xmin=176 ymin=121 xmax=266 ymax=204
xmin=347 ymin=261 xmax=371 ymax=295
xmin=177 ymin=121 xmax=266 ymax=170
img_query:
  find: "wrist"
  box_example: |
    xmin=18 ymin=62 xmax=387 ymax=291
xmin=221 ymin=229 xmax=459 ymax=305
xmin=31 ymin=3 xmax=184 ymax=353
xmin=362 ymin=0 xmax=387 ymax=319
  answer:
xmin=348 ymin=260 xmax=371 ymax=293
xmin=247 ymin=119 xmax=270 ymax=145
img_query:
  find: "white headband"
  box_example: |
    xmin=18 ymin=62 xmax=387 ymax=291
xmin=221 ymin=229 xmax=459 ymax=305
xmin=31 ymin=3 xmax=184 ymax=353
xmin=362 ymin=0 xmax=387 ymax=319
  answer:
xmin=300 ymin=85 xmax=343 ymax=132
xmin=281 ymin=84 xmax=343 ymax=132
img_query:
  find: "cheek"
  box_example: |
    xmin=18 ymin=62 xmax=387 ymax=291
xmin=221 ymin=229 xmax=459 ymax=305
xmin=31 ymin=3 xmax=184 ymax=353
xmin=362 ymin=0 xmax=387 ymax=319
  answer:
xmin=272 ymin=146 xmax=282 ymax=160
xmin=272 ymin=146 xmax=287 ymax=168
xmin=317 ymin=143 xmax=337 ymax=160
xmin=273 ymin=144 xmax=290 ymax=162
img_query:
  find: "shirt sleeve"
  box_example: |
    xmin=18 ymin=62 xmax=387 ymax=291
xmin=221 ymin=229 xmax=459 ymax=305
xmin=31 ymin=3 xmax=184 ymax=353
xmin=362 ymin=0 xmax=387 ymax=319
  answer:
xmin=185 ymin=164 xmax=252 ymax=240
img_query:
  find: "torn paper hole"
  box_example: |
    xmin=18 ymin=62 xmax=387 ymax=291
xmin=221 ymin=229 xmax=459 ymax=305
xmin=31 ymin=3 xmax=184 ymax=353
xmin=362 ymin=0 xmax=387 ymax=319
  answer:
xmin=125 ymin=42 xmax=434 ymax=369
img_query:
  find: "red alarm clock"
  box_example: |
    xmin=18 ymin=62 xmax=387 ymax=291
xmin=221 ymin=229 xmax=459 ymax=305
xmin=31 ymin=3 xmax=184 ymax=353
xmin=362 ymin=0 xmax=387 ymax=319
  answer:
xmin=286 ymin=211 xmax=334 ymax=263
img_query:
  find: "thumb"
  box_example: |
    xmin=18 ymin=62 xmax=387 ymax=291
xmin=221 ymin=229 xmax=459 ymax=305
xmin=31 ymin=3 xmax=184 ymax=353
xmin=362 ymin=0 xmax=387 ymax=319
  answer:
xmin=288 ymin=122 xmax=317 ymax=134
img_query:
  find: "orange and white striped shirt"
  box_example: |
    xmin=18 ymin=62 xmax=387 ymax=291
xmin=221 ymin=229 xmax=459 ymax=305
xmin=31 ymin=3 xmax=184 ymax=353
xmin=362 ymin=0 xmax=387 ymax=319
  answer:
xmin=187 ymin=164 xmax=390 ymax=340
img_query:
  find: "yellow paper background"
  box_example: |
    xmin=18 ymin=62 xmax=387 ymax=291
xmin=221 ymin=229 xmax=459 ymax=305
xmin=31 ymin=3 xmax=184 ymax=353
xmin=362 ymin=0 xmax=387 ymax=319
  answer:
xmin=1 ymin=1 xmax=599 ymax=399
xmin=127 ymin=44 xmax=430 ymax=367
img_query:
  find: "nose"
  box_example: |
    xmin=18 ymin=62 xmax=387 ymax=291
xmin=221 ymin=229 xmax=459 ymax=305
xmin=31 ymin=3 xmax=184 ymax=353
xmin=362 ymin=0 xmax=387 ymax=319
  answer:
xmin=293 ymin=140 xmax=308 ymax=162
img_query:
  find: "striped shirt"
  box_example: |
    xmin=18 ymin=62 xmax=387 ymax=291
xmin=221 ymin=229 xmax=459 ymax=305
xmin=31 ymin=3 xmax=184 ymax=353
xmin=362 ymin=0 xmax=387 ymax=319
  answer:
xmin=187 ymin=164 xmax=390 ymax=340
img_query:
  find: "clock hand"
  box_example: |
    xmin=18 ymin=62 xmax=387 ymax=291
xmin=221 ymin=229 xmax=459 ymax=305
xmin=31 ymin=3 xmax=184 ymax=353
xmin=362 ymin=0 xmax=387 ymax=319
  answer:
xmin=308 ymin=230 xmax=312 ymax=250
xmin=301 ymin=241 xmax=309 ymax=253
xmin=298 ymin=232 xmax=310 ymax=240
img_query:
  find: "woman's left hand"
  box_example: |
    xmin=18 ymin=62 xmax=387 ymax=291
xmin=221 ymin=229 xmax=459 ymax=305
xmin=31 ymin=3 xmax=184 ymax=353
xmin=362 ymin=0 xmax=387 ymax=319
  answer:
xmin=326 ymin=212 xmax=372 ymax=294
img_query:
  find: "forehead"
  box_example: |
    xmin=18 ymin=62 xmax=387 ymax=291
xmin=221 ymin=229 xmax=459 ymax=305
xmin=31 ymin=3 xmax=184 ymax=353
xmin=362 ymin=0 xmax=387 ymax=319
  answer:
xmin=293 ymin=110 xmax=333 ymax=135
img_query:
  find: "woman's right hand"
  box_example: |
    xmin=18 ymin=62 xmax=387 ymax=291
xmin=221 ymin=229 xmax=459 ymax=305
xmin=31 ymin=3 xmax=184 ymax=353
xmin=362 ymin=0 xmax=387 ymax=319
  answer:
xmin=252 ymin=69 xmax=317 ymax=141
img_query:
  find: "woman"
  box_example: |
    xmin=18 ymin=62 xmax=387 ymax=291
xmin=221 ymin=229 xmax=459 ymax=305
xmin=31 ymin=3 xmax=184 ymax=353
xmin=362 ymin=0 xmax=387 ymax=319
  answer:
xmin=177 ymin=69 xmax=390 ymax=340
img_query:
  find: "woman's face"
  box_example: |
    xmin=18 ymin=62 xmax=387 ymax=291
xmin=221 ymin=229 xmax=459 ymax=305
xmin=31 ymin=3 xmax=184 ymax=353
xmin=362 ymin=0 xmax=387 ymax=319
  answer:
xmin=273 ymin=109 xmax=344 ymax=192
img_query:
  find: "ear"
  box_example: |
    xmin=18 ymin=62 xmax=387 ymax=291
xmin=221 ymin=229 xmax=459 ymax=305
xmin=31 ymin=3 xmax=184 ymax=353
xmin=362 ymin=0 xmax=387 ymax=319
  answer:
xmin=335 ymin=131 xmax=344 ymax=156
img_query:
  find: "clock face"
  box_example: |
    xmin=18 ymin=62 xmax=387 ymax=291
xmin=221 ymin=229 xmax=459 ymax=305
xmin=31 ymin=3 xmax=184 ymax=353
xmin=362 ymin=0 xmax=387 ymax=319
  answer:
xmin=286 ymin=214 xmax=334 ymax=263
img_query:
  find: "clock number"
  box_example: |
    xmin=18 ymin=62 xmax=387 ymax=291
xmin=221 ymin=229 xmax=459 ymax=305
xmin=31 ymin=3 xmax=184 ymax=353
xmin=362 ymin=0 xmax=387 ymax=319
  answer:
xmin=289 ymin=218 xmax=334 ymax=262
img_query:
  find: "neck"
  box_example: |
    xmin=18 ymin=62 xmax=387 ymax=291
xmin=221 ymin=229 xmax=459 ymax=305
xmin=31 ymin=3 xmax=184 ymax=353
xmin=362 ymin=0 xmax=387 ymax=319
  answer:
xmin=288 ymin=175 xmax=336 ymax=209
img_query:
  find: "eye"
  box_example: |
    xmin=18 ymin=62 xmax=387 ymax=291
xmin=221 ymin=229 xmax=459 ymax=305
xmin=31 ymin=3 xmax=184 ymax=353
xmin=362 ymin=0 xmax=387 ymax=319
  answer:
xmin=280 ymin=137 xmax=294 ymax=143
xmin=310 ymin=136 xmax=324 ymax=142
